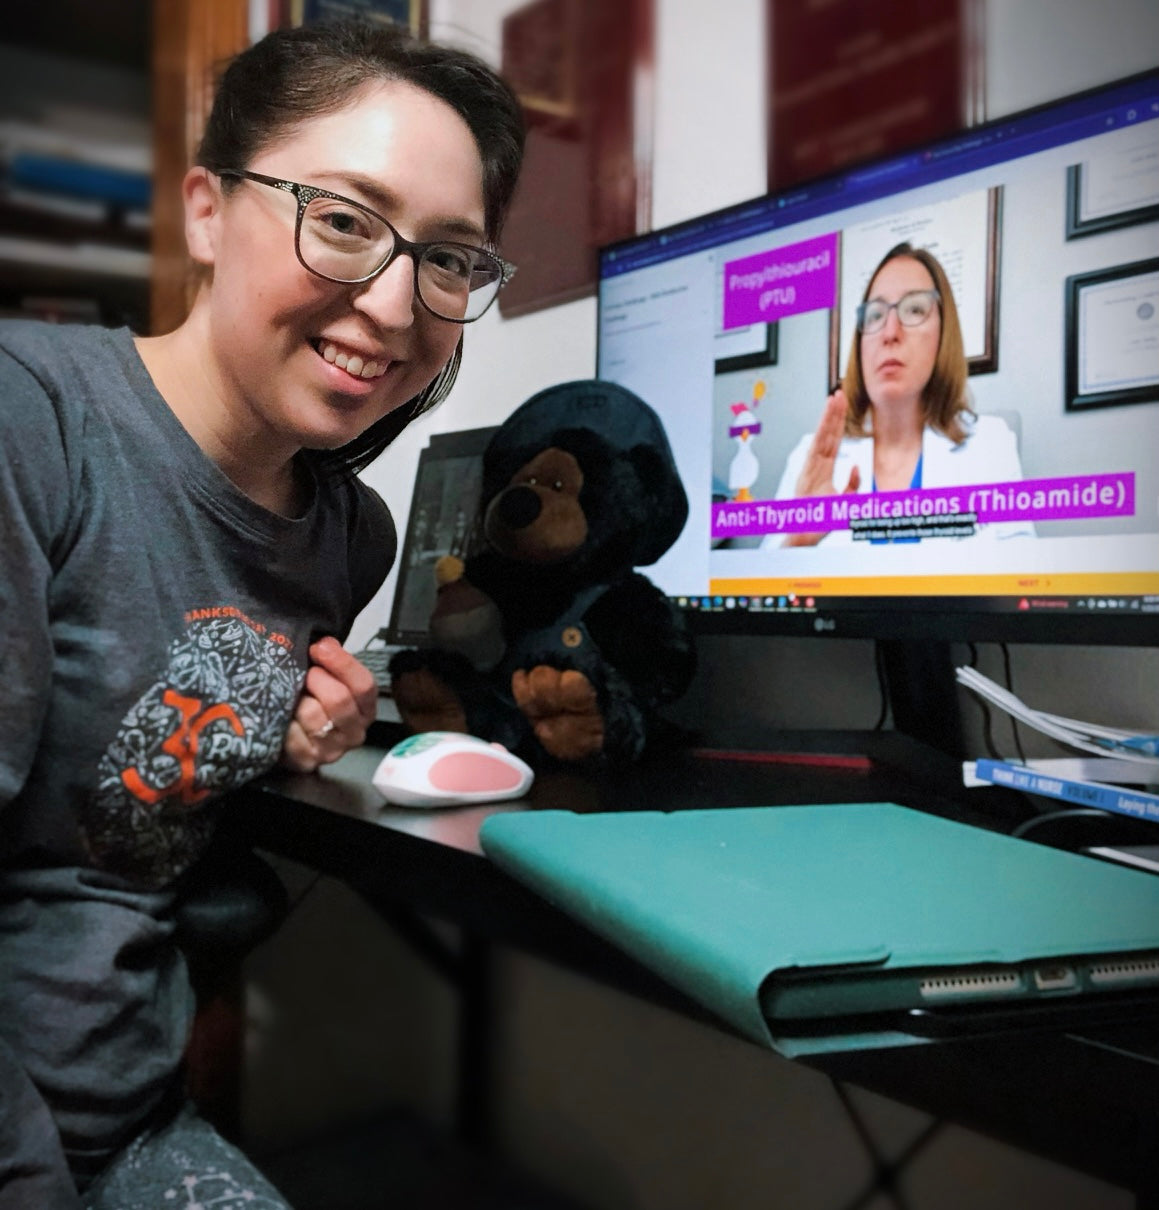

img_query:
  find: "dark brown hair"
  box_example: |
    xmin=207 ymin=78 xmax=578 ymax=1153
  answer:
xmin=197 ymin=18 xmax=525 ymax=475
xmin=841 ymin=241 xmax=972 ymax=444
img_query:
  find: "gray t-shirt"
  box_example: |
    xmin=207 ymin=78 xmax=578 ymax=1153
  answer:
xmin=0 ymin=320 xmax=395 ymax=1189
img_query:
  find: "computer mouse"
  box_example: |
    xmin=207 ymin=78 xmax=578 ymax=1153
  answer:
xmin=372 ymin=731 xmax=535 ymax=808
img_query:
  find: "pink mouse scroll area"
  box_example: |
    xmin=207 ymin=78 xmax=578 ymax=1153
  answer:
xmin=428 ymin=749 xmax=526 ymax=795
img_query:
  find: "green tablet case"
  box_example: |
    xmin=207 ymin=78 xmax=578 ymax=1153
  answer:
xmin=479 ymin=803 xmax=1159 ymax=1055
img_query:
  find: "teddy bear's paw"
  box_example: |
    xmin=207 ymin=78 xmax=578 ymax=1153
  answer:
xmin=392 ymin=666 xmax=470 ymax=735
xmin=512 ymin=666 xmax=604 ymax=760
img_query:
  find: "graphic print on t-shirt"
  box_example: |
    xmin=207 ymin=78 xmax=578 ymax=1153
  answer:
xmin=82 ymin=612 xmax=303 ymax=886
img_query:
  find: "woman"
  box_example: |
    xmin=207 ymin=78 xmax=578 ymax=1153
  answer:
xmin=0 ymin=19 xmax=523 ymax=1209
xmin=766 ymin=241 xmax=1028 ymax=547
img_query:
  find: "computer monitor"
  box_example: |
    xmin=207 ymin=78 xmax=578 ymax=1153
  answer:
xmin=596 ymin=70 xmax=1159 ymax=646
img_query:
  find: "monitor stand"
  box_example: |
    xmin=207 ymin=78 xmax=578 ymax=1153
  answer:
xmin=681 ymin=639 xmax=966 ymax=762
xmin=877 ymin=639 xmax=966 ymax=760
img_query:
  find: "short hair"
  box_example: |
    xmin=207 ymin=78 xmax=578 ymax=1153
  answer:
xmin=841 ymin=242 xmax=972 ymax=445
xmin=196 ymin=19 xmax=525 ymax=476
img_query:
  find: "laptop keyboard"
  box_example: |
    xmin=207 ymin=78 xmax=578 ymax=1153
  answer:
xmin=355 ymin=644 xmax=401 ymax=695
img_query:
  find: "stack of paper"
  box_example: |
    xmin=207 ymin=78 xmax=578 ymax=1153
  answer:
xmin=956 ymin=667 xmax=1159 ymax=824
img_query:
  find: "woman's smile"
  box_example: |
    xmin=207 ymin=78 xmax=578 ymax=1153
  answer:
xmin=315 ymin=337 xmax=391 ymax=380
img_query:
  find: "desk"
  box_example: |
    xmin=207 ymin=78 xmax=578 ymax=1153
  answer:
xmin=234 ymin=728 xmax=1159 ymax=1208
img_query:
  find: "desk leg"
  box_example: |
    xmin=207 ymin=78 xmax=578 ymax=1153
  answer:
xmin=1137 ymin=1114 xmax=1159 ymax=1210
xmin=455 ymin=933 xmax=494 ymax=1148
xmin=831 ymin=1080 xmax=944 ymax=1210
xmin=1130 ymin=1040 xmax=1159 ymax=1210
xmin=350 ymin=896 xmax=496 ymax=1148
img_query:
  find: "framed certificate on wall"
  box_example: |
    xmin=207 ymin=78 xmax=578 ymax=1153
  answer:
xmin=1065 ymin=258 xmax=1159 ymax=412
xmin=1066 ymin=138 xmax=1159 ymax=239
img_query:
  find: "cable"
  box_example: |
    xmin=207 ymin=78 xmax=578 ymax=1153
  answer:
xmin=965 ymin=643 xmax=1002 ymax=759
xmin=999 ymin=642 xmax=1028 ymax=762
xmin=1011 ymin=807 xmax=1115 ymax=841
xmin=962 ymin=645 xmax=1042 ymax=824
xmin=871 ymin=640 xmax=890 ymax=731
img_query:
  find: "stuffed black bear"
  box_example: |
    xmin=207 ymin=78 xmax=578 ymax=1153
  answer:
xmin=388 ymin=380 xmax=696 ymax=765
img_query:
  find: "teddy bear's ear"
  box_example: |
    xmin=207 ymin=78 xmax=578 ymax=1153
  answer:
xmin=626 ymin=443 xmax=689 ymax=565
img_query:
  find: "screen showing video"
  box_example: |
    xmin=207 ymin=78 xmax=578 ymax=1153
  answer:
xmin=597 ymin=72 xmax=1159 ymax=634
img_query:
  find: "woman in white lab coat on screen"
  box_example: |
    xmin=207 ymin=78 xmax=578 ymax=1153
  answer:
xmin=764 ymin=241 xmax=1030 ymax=548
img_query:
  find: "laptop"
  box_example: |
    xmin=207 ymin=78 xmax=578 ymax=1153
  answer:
xmin=479 ymin=802 xmax=1159 ymax=1055
xmin=357 ymin=425 xmax=497 ymax=693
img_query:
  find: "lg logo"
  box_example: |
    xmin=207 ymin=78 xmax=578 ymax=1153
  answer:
xmin=813 ymin=617 xmax=836 ymax=633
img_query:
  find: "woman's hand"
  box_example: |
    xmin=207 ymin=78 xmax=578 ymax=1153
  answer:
xmin=784 ymin=389 xmax=862 ymax=547
xmin=280 ymin=636 xmax=378 ymax=773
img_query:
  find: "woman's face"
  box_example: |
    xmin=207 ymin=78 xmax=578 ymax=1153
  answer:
xmin=859 ymin=256 xmax=941 ymax=416
xmin=195 ymin=80 xmax=484 ymax=454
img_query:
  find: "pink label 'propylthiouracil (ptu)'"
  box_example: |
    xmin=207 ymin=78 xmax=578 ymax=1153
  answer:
xmin=722 ymin=232 xmax=839 ymax=329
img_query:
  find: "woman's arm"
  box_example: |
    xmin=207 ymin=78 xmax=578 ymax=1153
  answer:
xmin=0 ymin=349 xmax=72 ymax=816
xmin=278 ymin=482 xmax=395 ymax=773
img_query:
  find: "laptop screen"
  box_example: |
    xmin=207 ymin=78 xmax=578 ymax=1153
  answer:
xmin=385 ymin=425 xmax=498 ymax=646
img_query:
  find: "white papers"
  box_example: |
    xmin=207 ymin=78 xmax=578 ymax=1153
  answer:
xmin=955 ymin=665 xmax=1159 ymax=769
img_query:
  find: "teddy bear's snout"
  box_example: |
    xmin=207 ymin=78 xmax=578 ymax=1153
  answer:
xmin=493 ymin=485 xmax=542 ymax=531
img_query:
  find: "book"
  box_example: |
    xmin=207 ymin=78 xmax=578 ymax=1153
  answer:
xmin=962 ymin=756 xmax=1158 ymax=787
xmin=968 ymin=758 xmax=1159 ymax=823
xmin=0 ymin=119 xmax=151 ymax=176
xmin=6 ymin=153 xmax=151 ymax=210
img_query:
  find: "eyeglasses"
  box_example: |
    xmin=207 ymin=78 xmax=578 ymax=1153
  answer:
xmin=217 ymin=169 xmax=515 ymax=323
xmin=856 ymin=288 xmax=940 ymax=335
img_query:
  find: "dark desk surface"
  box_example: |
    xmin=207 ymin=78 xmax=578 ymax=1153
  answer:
xmin=234 ymin=728 xmax=1159 ymax=1201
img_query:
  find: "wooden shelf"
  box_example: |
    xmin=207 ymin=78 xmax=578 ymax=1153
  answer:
xmin=151 ymin=0 xmax=249 ymax=334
